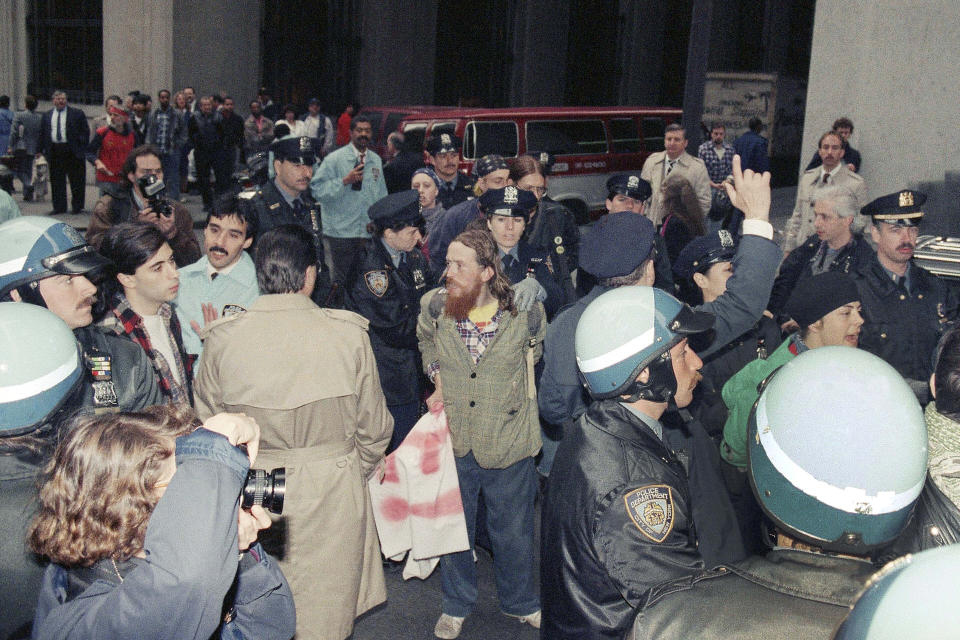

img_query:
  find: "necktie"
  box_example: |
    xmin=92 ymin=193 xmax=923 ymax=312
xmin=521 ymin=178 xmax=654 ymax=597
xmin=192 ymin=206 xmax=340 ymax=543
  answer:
xmin=503 ymin=254 xmax=516 ymax=273
xmin=666 ymin=159 xmax=677 ymax=176
xmin=57 ymin=110 xmax=63 ymax=143
xmin=211 ymin=272 xmax=219 ymax=281
xmin=822 ymin=173 xmax=830 ymax=185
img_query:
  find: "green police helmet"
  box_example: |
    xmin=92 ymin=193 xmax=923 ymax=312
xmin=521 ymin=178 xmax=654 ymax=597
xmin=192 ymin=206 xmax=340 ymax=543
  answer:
xmin=748 ymin=347 xmax=926 ymax=553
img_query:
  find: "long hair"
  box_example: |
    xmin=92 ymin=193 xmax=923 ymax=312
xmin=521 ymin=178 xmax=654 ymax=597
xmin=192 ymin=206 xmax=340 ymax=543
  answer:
xmin=451 ymin=228 xmax=516 ymax=316
xmin=661 ymin=172 xmax=706 ymax=236
xmin=28 ymin=405 xmax=199 ymax=567
xmin=508 ymin=155 xmax=546 ymax=183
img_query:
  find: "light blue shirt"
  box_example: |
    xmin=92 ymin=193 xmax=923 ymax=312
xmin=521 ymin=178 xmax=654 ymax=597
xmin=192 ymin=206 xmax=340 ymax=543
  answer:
xmin=174 ymin=251 xmax=259 ymax=357
xmin=0 ymin=188 xmax=21 ymax=223
xmin=310 ymin=143 xmax=387 ymax=238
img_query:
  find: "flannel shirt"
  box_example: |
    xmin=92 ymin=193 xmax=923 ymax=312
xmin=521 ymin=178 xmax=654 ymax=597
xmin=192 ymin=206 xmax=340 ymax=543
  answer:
xmin=697 ymin=140 xmax=736 ymax=184
xmin=427 ymin=307 xmax=504 ymax=381
xmin=100 ymin=293 xmax=194 ymax=405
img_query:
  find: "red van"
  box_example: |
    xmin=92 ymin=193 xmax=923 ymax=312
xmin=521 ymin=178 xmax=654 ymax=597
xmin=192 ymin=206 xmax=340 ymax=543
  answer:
xmin=357 ymin=105 xmax=454 ymax=156
xmin=398 ymin=106 xmax=682 ymax=222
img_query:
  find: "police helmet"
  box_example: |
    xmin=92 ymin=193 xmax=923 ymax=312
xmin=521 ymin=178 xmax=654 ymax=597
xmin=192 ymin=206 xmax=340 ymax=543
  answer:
xmin=748 ymin=347 xmax=926 ymax=553
xmin=0 ymin=217 xmax=112 ymax=301
xmin=575 ymin=286 xmax=714 ymax=402
xmin=0 ymin=302 xmax=83 ymax=436
xmin=833 ymin=545 xmax=960 ymax=639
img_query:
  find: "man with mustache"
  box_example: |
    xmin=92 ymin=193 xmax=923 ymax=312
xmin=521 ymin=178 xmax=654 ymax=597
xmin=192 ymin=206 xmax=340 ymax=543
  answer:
xmin=175 ymin=192 xmax=260 ymax=358
xmin=417 ymin=229 xmax=545 ymax=639
xmin=311 ymin=114 xmax=388 ymax=284
xmin=0 ymin=217 xmax=162 ymax=413
xmin=853 ymin=190 xmax=958 ymax=399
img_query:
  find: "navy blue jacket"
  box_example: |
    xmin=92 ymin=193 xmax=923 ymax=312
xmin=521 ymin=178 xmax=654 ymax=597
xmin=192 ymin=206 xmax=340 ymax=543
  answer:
xmin=732 ymin=131 xmax=769 ymax=174
xmin=501 ymin=240 xmax=568 ymax=319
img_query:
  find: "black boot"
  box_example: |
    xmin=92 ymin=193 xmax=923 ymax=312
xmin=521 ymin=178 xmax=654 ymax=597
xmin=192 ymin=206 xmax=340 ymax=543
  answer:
xmin=23 ymin=186 xmax=33 ymax=202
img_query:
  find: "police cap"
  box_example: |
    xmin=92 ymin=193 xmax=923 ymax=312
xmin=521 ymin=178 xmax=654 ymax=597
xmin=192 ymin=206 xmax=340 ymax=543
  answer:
xmin=606 ymin=173 xmax=652 ymax=201
xmin=368 ymin=190 xmax=424 ymax=227
xmin=862 ymin=189 xmax=926 ymax=227
xmin=425 ymin=133 xmax=461 ymax=155
xmin=271 ymin=136 xmax=316 ymax=166
xmin=479 ymin=186 xmax=537 ymax=218
xmin=579 ymin=211 xmax=656 ymax=279
xmin=673 ymin=230 xmax=737 ymax=281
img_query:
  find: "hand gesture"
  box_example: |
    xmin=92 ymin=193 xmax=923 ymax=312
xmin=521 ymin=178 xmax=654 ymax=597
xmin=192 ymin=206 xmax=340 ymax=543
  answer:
xmin=343 ymin=162 xmax=365 ymax=185
xmin=723 ymin=154 xmax=771 ymax=221
xmin=190 ymin=302 xmax=219 ymax=335
xmin=202 ymin=412 xmax=261 ymax=464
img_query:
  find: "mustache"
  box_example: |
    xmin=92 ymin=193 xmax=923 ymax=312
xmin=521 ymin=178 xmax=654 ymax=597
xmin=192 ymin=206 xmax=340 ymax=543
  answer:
xmin=78 ymin=296 xmax=96 ymax=309
xmin=209 ymin=246 xmax=228 ymax=254
xmin=898 ymin=242 xmax=915 ymax=251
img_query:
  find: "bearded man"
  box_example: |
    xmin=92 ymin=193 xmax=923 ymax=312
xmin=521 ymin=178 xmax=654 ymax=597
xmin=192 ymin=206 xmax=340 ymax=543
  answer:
xmin=417 ymin=229 xmax=545 ymax=639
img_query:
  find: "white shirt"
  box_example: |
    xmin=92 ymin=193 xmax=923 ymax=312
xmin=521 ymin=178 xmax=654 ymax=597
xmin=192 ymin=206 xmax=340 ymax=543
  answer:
xmin=50 ymin=109 xmax=67 ymax=143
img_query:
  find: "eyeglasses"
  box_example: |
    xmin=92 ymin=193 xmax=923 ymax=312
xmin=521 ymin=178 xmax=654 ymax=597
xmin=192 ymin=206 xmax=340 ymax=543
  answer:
xmin=520 ymin=185 xmax=547 ymax=197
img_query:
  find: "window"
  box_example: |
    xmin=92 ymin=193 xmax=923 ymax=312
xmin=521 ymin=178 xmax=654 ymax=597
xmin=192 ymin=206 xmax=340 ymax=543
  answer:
xmin=402 ymin=123 xmax=428 ymax=152
xmin=430 ymin=122 xmax=457 ymax=138
xmin=27 ymin=0 xmax=103 ymax=104
xmin=526 ymin=119 xmax=607 ymax=156
xmin=642 ymin=118 xmax=667 ymax=153
xmin=610 ymin=118 xmax=642 ymax=153
xmin=463 ymin=121 xmax=518 ymax=159
xmin=383 ymin=112 xmax=411 ymax=141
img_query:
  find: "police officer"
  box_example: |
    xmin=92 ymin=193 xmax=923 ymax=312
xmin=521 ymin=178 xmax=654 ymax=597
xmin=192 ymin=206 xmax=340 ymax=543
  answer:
xmin=541 ymin=286 xmax=719 ymax=639
xmin=425 ymin=133 xmax=475 ymax=209
xmin=480 ymin=185 xmax=567 ymax=318
xmin=575 ymin=172 xmax=674 ymax=297
xmin=0 ymin=217 xmax=162 ymax=413
xmin=853 ymin=189 xmax=958 ymax=398
xmin=248 ymin=135 xmax=334 ymax=305
xmin=346 ymin=190 xmax=434 ymax=452
xmin=0 ymin=303 xmax=85 ymax=640
xmin=632 ymin=347 xmax=928 ymax=640
xmin=673 ymin=230 xmax=782 ymax=440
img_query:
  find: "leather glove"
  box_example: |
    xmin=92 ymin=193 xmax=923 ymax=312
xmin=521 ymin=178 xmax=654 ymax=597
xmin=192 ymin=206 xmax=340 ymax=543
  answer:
xmin=512 ymin=277 xmax=544 ymax=312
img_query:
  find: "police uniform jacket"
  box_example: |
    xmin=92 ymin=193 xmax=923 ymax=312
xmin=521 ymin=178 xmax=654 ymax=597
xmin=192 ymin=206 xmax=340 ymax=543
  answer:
xmin=436 ymin=171 xmax=476 ymax=210
xmin=768 ymin=232 xmax=874 ymax=317
xmin=346 ymin=238 xmax=434 ymax=405
xmin=501 ymin=240 xmax=567 ymax=319
xmin=632 ymin=549 xmax=877 ymax=640
xmin=541 ymin=400 xmax=702 ymax=640
xmin=74 ymin=326 xmax=164 ymax=413
xmin=194 ymin=293 xmax=392 ymax=640
xmin=782 ymin=165 xmax=867 ymax=253
xmin=524 ymin=198 xmax=579 ymax=300
xmin=853 ymin=257 xmax=957 ymax=382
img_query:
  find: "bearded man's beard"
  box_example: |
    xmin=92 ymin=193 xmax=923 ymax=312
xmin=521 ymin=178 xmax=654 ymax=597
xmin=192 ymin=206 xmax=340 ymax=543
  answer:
xmin=444 ymin=278 xmax=483 ymax=320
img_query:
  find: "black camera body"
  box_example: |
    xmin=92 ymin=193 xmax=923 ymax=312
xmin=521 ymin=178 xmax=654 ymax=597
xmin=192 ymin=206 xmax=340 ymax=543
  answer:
xmin=136 ymin=174 xmax=173 ymax=218
xmin=242 ymin=467 xmax=286 ymax=514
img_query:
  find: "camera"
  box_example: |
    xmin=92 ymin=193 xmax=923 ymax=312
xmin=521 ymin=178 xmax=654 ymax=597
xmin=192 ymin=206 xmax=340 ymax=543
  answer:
xmin=242 ymin=467 xmax=286 ymax=514
xmin=136 ymin=174 xmax=173 ymax=218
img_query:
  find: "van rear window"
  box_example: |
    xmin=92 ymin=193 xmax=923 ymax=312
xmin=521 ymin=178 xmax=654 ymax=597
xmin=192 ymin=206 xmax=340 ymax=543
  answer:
xmin=463 ymin=121 xmax=518 ymax=159
xmin=642 ymin=118 xmax=666 ymax=153
xmin=610 ymin=119 xmax=643 ymax=153
xmin=402 ymin=123 xmax=428 ymax=152
xmin=526 ymin=120 xmax=607 ymax=156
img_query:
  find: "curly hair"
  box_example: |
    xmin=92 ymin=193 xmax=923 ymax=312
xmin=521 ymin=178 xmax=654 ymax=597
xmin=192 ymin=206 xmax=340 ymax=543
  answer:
xmin=450 ymin=228 xmax=517 ymax=316
xmin=661 ymin=172 xmax=706 ymax=236
xmin=28 ymin=405 xmax=198 ymax=567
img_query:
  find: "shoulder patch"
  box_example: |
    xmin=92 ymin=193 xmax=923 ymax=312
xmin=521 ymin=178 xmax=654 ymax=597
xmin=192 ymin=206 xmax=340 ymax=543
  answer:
xmin=198 ymin=310 xmax=245 ymax=339
xmin=364 ymin=270 xmax=389 ymax=297
xmin=624 ymin=485 xmax=675 ymax=543
xmin=321 ymin=308 xmax=370 ymax=331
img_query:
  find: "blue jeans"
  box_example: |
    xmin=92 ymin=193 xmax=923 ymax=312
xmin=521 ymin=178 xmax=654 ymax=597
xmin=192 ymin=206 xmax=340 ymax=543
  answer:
xmin=386 ymin=401 xmax=420 ymax=454
xmin=440 ymin=452 xmax=539 ymax=618
xmin=160 ymin=151 xmax=181 ymax=200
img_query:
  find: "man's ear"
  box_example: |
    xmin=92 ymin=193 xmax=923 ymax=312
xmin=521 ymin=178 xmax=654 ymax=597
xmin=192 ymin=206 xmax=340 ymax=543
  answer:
xmin=8 ymin=289 xmax=21 ymax=302
xmin=637 ymin=367 xmax=650 ymax=384
xmin=117 ymin=272 xmax=136 ymax=290
xmin=692 ymin=271 xmax=708 ymax=290
xmin=807 ymin=318 xmax=824 ymax=336
xmin=870 ymin=224 xmax=880 ymax=245
xmin=242 ymin=236 xmax=253 ymax=250
xmin=641 ymin=259 xmax=655 ymax=286
xmin=480 ymin=264 xmax=494 ymax=284
xmin=930 ymin=372 xmax=937 ymax=400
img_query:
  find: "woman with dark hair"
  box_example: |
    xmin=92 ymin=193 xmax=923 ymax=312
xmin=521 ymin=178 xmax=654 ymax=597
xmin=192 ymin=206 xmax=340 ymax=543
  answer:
xmin=659 ymin=171 xmax=707 ymax=265
xmin=28 ymin=405 xmax=294 ymax=640
xmin=97 ymin=221 xmax=193 ymax=405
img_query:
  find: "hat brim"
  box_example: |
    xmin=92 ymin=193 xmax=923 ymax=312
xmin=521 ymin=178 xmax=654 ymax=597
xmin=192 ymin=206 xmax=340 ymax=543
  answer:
xmin=49 ymin=249 xmax=113 ymax=276
xmin=669 ymin=304 xmax=715 ymax=335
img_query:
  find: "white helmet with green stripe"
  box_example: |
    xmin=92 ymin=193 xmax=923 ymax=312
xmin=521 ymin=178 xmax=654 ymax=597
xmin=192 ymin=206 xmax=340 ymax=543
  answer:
xmin=748 ymin=347 xmax=926 ymax=553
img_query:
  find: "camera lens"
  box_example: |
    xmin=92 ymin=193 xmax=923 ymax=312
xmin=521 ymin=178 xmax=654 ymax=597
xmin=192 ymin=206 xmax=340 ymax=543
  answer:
xmin=241 ymin=467 xmax=286 ymax=515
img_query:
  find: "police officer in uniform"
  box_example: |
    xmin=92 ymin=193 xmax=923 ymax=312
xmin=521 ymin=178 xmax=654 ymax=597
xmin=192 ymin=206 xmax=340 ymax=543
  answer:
xmin=0 ymin=216 xmax=162 ymax=414
xmin=575 ymin=173 xmax=674 ymax=297
xmin=631 ymin=347 xmax=928 ymax=640
xmin=346 ymin=190 xmax=435 ymax=452
xmin=541 ymin=286 xmax=719 ymax=640
xmin=673 ymin=230 xmax=782 ymax=440
xmin=425 ymin=133 xmax=475 ymax=209
xmin=479 ymin=185 xmax=567 ymax=318
xmin=853 ymin=189 xmax=957 ymax=398
xmin=247 ymin=136 xmax=334 ymax=305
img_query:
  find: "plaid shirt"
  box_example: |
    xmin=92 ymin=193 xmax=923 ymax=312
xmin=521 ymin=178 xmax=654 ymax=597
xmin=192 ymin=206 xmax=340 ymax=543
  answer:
xmin=697 ymin=140 xmax=736 ymax=184
xmin=100 ymin=293 xmax=194 ymax=405
xmin=427 ymin=306 xmax=504 ymax=380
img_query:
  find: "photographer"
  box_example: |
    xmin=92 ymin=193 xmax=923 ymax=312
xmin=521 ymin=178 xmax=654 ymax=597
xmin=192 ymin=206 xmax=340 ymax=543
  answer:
xmin=87 ymin=144 xmax=201 ymax=267
xmin=28 ymin=406 xmax=295 ymax=640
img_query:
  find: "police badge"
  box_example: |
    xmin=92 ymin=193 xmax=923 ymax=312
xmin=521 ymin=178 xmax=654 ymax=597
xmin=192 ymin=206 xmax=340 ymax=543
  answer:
xmin=624 ymin=485 xmax=676 ymax=543
xmin=365 ymin=270 xmax=389 ymax=297
xmin=627 ymin=175 xmax=640 ymax=189
xmin=719 ymin=229 xmax=734 ymax=248
xmin=504 ymin=185 xmax=519 ymax=204
xmin=441 ymin=133 xmax=452 ymax=146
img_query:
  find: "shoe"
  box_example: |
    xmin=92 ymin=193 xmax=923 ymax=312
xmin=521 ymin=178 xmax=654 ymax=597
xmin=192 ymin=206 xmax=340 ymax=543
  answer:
xmin=433 ymin=614 xmax=465 ymax=639
xmin=506 ymin=609 xmax=541 ymax=629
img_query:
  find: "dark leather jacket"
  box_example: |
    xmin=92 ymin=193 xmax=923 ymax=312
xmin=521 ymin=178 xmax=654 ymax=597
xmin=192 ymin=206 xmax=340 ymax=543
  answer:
xmin=345 ymin=238 xmax=434 ymax=405
xmin=74 ymin=326 xmax=164 ymax=413
xmin=886 ymin=475 xmax=960 ymax=557
xmin=541 ymin=400 xmax=702 ymax=640
xmin=633 ymin=549 xmax=877 ymax=640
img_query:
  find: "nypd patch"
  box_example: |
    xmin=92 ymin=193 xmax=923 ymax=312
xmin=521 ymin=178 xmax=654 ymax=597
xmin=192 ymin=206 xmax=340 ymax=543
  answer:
xmin=624 ymin=485 xmax=675 ymax=543
xmin=365 ymin=270 xmax=389 ymax=297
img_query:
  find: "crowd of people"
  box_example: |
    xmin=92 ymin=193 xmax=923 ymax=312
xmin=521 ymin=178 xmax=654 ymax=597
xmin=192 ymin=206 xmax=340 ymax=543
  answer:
xmin=0 ymin=90 xmax=959 ymax=640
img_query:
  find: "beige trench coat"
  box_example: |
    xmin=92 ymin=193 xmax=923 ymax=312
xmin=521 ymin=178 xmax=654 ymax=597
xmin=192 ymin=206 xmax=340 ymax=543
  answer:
xmin=195 ymin=293 xmax=393 ymax=640
xmin=782 ymin=164 xmax=868 ymax=252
